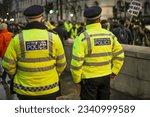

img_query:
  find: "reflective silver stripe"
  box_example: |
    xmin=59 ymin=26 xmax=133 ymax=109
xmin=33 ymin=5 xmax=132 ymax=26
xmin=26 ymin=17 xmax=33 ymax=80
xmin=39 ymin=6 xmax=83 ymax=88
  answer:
xmin=83 ymin=31 xmax=92 ymax=55
xmin=112 ymin=40 xmax=115 ymax=50
xmin=114 ymin=57 xmax=124 ymax=61
xmin=19 ymin=32 xmax=25 ymax=58
xmin=14 ymin=82 xmax=59 ymax=92
xmin=112 ymin=35 xmax=116 ymax=50
xmin=85 ymin=52 xmax=112 ymax=57
xmin=112 ymin=35 xmax=115 ymax=39
xmin=57 ymin=54 xmax=65 ymax=61
xmin=71 ymin=65 xmax=82 ymax=70
xmin=48 ymin=32 xmax=53 ymax=56
xmin=18 ymin=65 xmax=55 ymax=72
xmin=71 ymin=60 xmax=111 ymax=69
xmin=18 ymin=56 xmax=53 ymax=62
xmin=72 ymin=52 xmax=112 ymax=61
xmin=84 ymin=60 xmax=111 ymax=66
xmin=3 ymin=57 xmax=16 ymax=64
xmin=113 ymin=50 xmax=124 ymax=57
xmin=56 ymin=62 xmax=66 ymax=67
xmin=72 ymin=55 xmax=84 ymax=61
xmin=90 ymin=34 xmax=112 ymax=37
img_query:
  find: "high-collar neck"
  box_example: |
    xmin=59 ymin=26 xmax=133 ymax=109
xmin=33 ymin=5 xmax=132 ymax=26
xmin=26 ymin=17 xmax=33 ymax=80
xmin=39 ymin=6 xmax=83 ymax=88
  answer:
xmin=24 ymin=21 xmax=48 ymax=30
xmin=86 ymin=23 xmax=102 ymax=30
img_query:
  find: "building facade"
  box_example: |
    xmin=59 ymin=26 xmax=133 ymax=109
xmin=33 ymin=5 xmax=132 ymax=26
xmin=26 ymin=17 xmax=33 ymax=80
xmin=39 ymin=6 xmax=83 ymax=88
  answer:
xmin=10 ymin=0 xmax=150 ymax=23
xmin=11 ymin=0 xmax=46 ymax=23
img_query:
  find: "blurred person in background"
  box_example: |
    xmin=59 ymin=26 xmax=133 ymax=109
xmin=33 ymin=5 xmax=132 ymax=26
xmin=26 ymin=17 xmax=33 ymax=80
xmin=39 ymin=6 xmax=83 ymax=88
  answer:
xmin=0 ymin=23 xmax=13 ymax=83
xmin=101 ymin=19 xmax=110 ymax=30
xmin=133 ymin=20 xmax=146 ymax=46
xmin=112 ymin=19 xmax=133 ymax=44
xmin=53 ymin=20 xmax=68 ymax=46
xmin=77 ymin=22 xmax=85 ymax=34
xmin=69 ymin=22 xmax=78 ymax=39
xmin=44 ymin=20 xmax=55 ymax=30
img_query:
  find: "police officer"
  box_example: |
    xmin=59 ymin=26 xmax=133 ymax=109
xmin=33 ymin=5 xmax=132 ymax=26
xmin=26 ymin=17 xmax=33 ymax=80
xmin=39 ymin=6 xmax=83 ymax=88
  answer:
xmin=70 ymin=6 xmax=124 ymax=100
xmin=2 ymin=5 xmax=66 ymax=100
xmin=70 ymin=22 xmax=78 ymax=39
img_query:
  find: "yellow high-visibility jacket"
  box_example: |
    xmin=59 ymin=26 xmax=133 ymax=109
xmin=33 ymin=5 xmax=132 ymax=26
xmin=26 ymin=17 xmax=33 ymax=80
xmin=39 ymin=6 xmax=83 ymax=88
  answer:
xmin=70 ymin=23 xmax=124 ymax=83
xmin=2 ymin=29 xmax=66 ymax=96
xmin=44 ymin=21 xmax=55 ymax=30
xmin=70 ymin=27 xmax=78 ymax=39
xmin=64 ymin=22 xmax=72 ymax=33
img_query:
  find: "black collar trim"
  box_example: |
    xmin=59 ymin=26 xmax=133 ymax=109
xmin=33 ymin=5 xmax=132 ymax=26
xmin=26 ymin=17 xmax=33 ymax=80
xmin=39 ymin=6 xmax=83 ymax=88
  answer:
xmin=24 ymin=21 xmax=48 ymax=30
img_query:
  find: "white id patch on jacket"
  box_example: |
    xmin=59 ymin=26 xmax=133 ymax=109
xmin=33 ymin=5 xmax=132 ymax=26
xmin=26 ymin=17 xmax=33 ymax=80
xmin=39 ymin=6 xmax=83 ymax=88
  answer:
xmin=26 ymin=40 xmax=48 ymax=51
xmin=94 ymin=38 xmax=111 ymax=46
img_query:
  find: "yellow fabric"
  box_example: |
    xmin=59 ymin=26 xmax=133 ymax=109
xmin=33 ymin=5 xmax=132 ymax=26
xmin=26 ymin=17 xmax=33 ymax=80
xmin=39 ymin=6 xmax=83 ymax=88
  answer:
xmin=70 ymin=28 xmax=78 ymax=39
xmin=2 ymin=29 xmax=66 ymax=95
xmin=70 ymin=23 xmax=124 ymax=83
xmin=64 ymin=22 xmax=72 ymax=32
xmin=45 ymin=21 xmax=55 ymax=30
xmin=106 ymin=22 xmax=110 ymax=30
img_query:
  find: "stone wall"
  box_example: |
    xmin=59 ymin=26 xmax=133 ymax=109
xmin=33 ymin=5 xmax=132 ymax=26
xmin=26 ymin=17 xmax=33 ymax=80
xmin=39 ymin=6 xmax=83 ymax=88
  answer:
xmin=64 ymin=41 xmax=150 ymax=99
xmin=111 ymin=45 xmax=150 ymax=99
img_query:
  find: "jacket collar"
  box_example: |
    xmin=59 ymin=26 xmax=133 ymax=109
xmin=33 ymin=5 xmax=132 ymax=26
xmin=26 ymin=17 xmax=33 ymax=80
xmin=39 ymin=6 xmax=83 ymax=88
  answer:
xmin=24 ymin=21 xmax=48 ymax=30
xmin=86 ymin=23 xmax=102 ymax=30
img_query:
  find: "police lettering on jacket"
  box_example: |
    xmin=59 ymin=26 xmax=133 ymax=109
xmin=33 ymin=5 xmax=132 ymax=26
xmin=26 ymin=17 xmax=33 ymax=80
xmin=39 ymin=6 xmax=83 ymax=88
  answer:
xmin=94 ymin=38 xmax=111 ymax=46
xmin=26 ymin=40 xmax=47 ymax=51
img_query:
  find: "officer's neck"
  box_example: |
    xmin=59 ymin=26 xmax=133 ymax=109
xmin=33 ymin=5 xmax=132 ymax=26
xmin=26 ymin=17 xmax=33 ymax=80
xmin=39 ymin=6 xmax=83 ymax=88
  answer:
xmin=86 ymin=18 xmax=100 ymax=25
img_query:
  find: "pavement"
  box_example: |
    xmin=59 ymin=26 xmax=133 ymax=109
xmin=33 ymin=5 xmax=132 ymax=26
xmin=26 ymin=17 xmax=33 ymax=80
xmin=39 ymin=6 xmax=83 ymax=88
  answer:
xmin=0 ymin=71 xmax=138 ymax=100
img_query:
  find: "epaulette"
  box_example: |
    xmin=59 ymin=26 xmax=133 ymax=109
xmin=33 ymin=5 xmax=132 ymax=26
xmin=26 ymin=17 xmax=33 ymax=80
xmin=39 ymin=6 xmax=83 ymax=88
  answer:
xmin=47 ymin=29 xmax=57 ymax=34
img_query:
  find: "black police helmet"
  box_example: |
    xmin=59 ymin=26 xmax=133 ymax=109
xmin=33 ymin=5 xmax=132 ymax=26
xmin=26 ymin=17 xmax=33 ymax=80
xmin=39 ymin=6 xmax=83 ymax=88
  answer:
xmin=84 ymin=6 xmax=102 ymax=20
xmin=23 ymin=5 xmax=44 ymax=19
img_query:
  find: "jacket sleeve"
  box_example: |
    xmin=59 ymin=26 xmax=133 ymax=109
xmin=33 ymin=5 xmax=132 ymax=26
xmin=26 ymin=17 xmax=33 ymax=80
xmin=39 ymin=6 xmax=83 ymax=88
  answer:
xmin=112 ymin=35 xmax=124 ymax=75
xmin=2 ymin=36 xmax=17 ymax=77
xmin=54 ymin=34 xmax=66 ymax=75
xmin=70 ymin=34 xmax=85 ymax=83
xmin=0 ymin=35 xmax=4 ymax=57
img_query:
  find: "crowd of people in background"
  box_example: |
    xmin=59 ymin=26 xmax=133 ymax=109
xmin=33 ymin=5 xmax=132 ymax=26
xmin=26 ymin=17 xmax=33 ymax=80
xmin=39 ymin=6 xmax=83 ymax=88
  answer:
xmin=0 ymin=16 xmax=150 ymax=47
xmin=0 ymin=15 xmax=150 ymax=84
xmin=53 ymin=17 xmax=150 ymax=47
xmin=0 ymin=3 xmax=149 ymax=100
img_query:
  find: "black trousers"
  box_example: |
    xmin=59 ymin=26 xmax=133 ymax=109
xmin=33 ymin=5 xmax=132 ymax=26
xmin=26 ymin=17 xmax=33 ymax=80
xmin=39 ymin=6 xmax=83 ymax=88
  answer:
xmin=80 ymin=75 xmax=110 ymax=100
xmin=17 ymin=91 xmax=61 ymax=100
xmin=1 ymin=71 xmax=7 ymax=82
